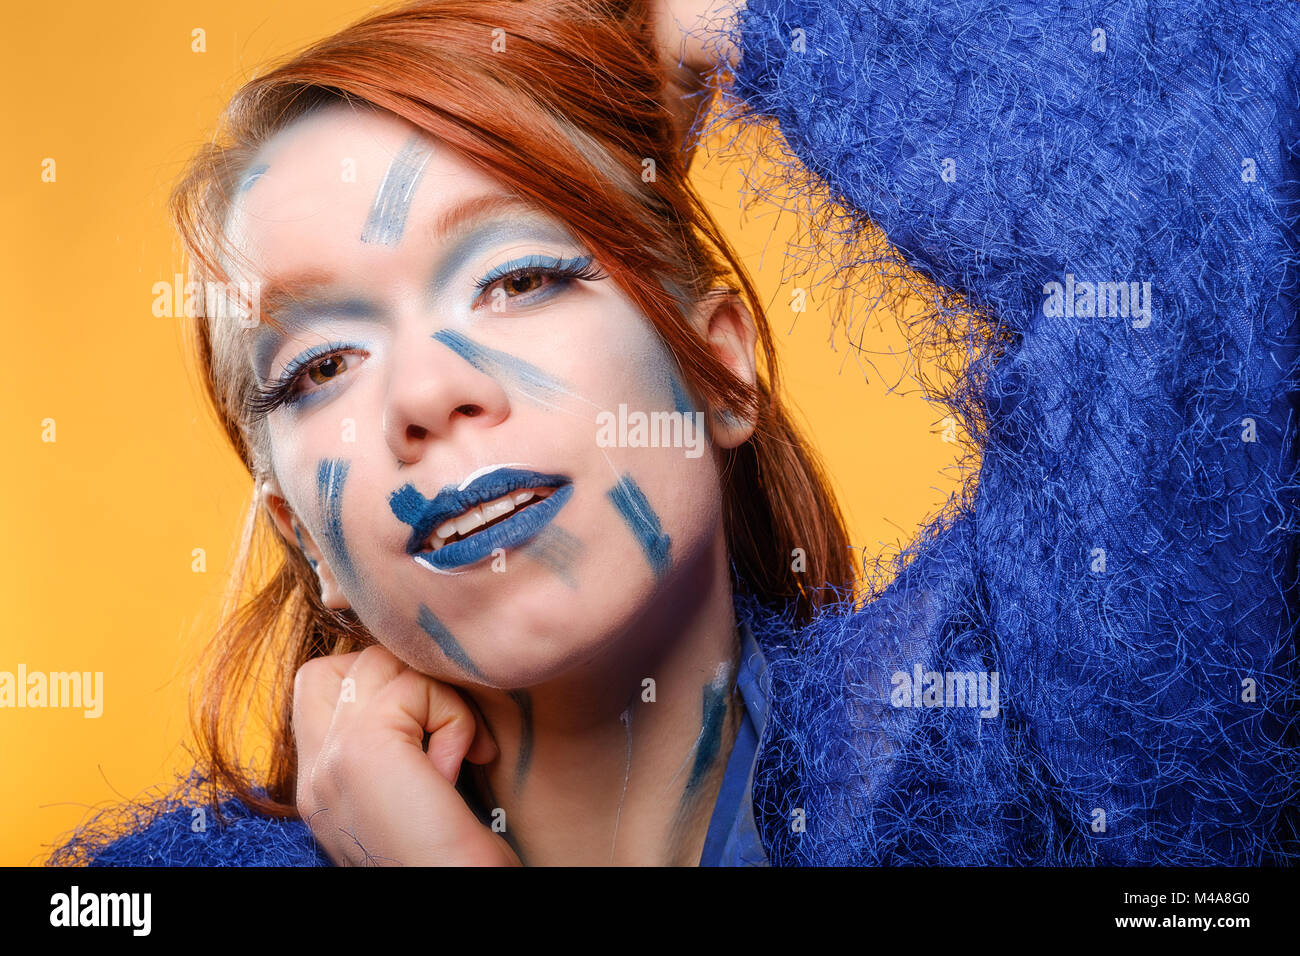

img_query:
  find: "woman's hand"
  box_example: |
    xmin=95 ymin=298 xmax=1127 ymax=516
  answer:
xmin=649 ymin=0 xmax=745 ymax=166
xmin=651 ymin=0 xmax=742 ymax=75
xmin=293 ymin=645 xmax=520 ymax=866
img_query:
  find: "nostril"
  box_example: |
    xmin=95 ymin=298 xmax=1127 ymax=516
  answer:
xmin=456 ymin=404 xmax=481 ymax=417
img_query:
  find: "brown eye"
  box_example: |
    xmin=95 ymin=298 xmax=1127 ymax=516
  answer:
xmin=505 ymin=272 xmax=545 ymax=296
xmin=307 ymin=354 xmax=348 ymax=385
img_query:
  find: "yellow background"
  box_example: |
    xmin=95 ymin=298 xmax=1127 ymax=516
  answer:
xmin=1 ymin=1 xmax=963 ymax=865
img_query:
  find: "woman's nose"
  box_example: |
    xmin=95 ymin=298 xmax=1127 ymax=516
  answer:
xmin=382 ymin=322 xmax=511 ymax=465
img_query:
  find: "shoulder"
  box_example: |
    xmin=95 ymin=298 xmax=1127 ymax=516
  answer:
xmin=47 ymin=776 xmax=330 ymax=868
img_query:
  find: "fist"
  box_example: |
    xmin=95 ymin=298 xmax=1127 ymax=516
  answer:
xmin=292 ymin=645 xmax=520 ymax=866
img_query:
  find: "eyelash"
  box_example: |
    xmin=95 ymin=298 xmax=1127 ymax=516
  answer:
xmin=244 ymin=256 xmax=608 ymax=420
xmin=472 ymin=253 xmax=607 ymax=303
xmin=244 ymin=340 xmax=364 ymax=421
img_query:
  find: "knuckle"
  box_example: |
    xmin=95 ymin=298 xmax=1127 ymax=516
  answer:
xmin=293 ymin=655 xmax=333 ymax=696
xmin=354 ymin=644 xmax=395 ymax=671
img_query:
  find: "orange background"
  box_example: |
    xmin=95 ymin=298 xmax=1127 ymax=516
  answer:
xmin=0 ymin=1 xmax=963 ymax=865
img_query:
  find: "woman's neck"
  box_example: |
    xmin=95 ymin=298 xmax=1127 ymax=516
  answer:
xmin=459 ymin=533 xmax=744 ymax=865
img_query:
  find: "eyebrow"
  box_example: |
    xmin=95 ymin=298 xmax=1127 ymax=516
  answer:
xmin=249 ymin=192 xmax=573 ymax=378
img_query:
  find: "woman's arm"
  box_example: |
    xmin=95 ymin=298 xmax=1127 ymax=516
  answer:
xmin=669 ymin=0 xmax=1300 ymax=864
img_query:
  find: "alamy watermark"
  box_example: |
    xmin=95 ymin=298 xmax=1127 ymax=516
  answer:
xmin=152 ymin=274 xmax=261 ymax=326
xmin=0 ymin=665 xmax=102 ymax=718
xmin=50 ymin=886 xmax=150 ymax=935
xmin=891 ymin=663 xmax=1000 ymax=718
xmin=1043 ymin=273 xmax=1152 ymax=328
xmin=596 ymin=404 xmax=707 ymax=459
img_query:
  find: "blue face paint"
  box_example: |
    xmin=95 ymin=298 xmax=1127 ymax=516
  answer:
xmin=669 ymin=372 xmax=695 ymax=416
xmin=315 ymin=458 xmax=356 ymax=589
xmin=523 ymin=525 xmax=583 ymax=588
xmin=506 ymin=689 xmax=533 ymax=794
xmin=470 ymin=253 xmax=597 ymax=309
xmin=432 ymin=328 xmax=576 ymax=406
xmin=292 ymin=523 xmax=319 ymax=572
xmin=428 ymin=219 xmax=580 ymax=302
xmin=714 ymin=408 xmax=743 ymax=428
xmin=238 ymin=163 xmax=269 ymax=194
xmin=663 ymin=663 xmax=734 ymax=861
xmin=606 ymin=475 xmax=671 ymax=577
xmin=685 ymin=671 xmax=730 ymax=792
xmin=251 ymin=298 xmax=384 ymax=383
xmin=390 ymin=468 xmax=574 ymax=572
xmin=417 ymin=603 xmax=486 ymax=681
xmin=360 ymin=134 xmax=434 ymax=246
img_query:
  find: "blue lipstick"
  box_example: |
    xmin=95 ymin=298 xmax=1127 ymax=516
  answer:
xmin=390 ymin=467 xmax=573 ymax=572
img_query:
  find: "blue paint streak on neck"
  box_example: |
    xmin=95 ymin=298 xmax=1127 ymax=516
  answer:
xmin=417 ymin=603 xmax=486 ymax=681
xmin=686 ymin=675 xmax=730 ymax=792
xmin=432 ymin=328 xmax=573 ymax=404
xmin=606 ymin=474 xmax=671 ymax=577
xmin=506 ymin=689 xmax=534 ymax=793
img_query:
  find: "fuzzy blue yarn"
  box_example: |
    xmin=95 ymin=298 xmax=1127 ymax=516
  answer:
xmin=47 ymin=772 xmax=329 ymax=867
xmin=46 ymin=0 xmax=1298 ymax=866
xmin=721 ymin=0 xmax=1300 ymax=865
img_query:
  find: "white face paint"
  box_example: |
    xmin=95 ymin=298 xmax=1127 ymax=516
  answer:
xmin=225 ymin=102 xmax=733 ymax=687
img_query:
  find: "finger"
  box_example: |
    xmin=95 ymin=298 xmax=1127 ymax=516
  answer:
xmin=327 ymin=644 xmax=406 ymax=737
xmin=368 ymin=668 xmax=480 ymax=784
xmin=461 ymin=691 xmax=500 ymax=766
xmin=292 ymin=651 xmax=364 ymax=777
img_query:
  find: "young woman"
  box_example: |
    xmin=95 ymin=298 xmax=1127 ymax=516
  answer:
xmin=50 ymin=0 xmax=1298 ymax=866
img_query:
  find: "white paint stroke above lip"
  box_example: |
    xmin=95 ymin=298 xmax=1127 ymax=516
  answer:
xmin=457 ymin=462 xmax=530 ymax=491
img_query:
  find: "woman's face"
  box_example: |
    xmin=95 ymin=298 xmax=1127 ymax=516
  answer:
xmin=224 ymin=103 xmax=753 ymax=688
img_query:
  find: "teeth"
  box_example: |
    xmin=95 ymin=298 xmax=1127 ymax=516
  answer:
xmin=481 ymin=497 xmax=515 ymax=522
xmin=454 ymin=507 xmax=486 ymax=536
xmin=419 ymin=486 xmax=554 ymax=552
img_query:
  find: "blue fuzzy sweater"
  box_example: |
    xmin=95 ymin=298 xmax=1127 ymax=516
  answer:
xmin=49 ymin=0 xmax=1299 ymax=866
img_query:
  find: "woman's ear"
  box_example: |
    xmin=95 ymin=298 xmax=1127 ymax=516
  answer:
xmin=695 ymin=288 xmax=758 ymax=449
xmin=259 ymin=477 xmax=352 ymax=610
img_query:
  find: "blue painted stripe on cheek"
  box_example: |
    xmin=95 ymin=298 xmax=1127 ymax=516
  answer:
xmin=315 ymin=458 xmax=356 ymax=589
xmin=432 ymin=328 xmax=575 ymax=405
xmin=606 ymin=474 xmax=671 ymax=577
xmin=523 ymin=524 xmax=583 ymax=588
xmin=418 ymin=603 xmax=486 ymax=680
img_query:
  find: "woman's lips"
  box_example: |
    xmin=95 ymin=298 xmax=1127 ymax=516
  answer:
xmin=422 ymin=486 xmax=557 ymax=551
xmin=412 ymin=483 xmax=573 ymax=572
xmin=396 ymin=466 xmax=575 ymax=573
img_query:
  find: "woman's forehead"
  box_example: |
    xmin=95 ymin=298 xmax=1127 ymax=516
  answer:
xmin=230 ymin=106 xmax=499 ymax=240
xmin=223 ymin=103 xmax=576 ymax=293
